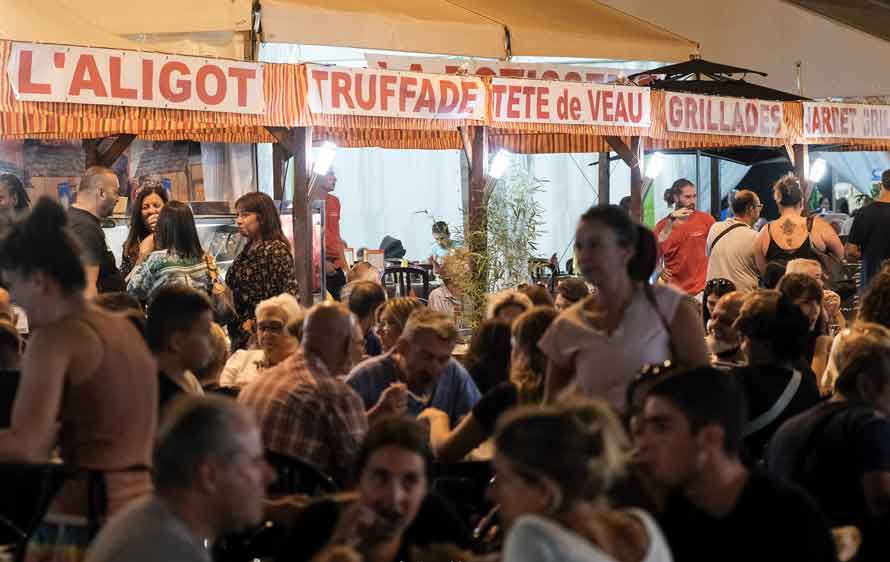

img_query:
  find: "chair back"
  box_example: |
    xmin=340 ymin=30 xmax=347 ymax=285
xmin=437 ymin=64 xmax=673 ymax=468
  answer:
xmin=0 ymin=462 xmax=66 ymax=558
xmin=529 ymin=260 xmax=558 ymax=294
xmin=265 ymin=451 xmax=337 ymax=497
xmin=382 ymin=266 xmax=431 ymax=300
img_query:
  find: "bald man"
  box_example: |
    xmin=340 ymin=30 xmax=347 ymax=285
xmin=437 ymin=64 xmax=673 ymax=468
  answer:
xmin=239 ymin=302 xmax=368 ymax=486
xmin=69 ymin=166 xmax=124 ymax=296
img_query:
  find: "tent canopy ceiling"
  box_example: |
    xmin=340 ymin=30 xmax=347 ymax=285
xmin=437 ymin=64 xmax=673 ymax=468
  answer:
xmin=448 ymin=0 xmax=698 ymax=61
xmin=59 ymin=0 xmax=253 ymax=34
xmin=260 ymin=0 xmax=507 ymax=58
xmin=0 ymin=0 xmax=145 ymax=51
xmin=260 ymin=0 xmax=698 ymax=61
xmin=0 ymin=0 xmax=250 ymax=58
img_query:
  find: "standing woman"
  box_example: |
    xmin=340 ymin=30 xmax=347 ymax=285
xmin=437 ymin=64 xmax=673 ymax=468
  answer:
xmin=0 ymin=173 xmax=30 ymax=216
xmin=120 ymin=183 xmax=168 ymax=278
xmin=755 ymin=173 xmax=844 ymax=275
xmin=539 ymin=205 xmax=709 ymax=410
xmin=0 ymin=198 xmax=156 ymax=560
xmin=226 ymin=192 xmax=298 ymax=350
xmin=126 ymin=201 xmax=213 ymax=303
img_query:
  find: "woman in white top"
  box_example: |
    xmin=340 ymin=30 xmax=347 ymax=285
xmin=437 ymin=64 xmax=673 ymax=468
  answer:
xmin=491 ymin=400 xmax=673 ymax=562
xmin=220 ymin=293 xmax=303 ymax=387
xmin=539 ymin=205 xmax=708 ymax=410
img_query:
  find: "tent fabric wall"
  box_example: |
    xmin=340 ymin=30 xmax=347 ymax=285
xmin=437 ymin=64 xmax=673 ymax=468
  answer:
xmin=813 ymin=151 xmax=890 ymax=196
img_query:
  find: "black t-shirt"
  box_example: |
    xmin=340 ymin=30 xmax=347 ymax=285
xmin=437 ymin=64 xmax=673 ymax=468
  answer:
xmin=279 ymin=493 xmax=470 ymax=562
xmin=472 ymin=382 xmax=518 ymax=435
xmin=659 ymin=470 xmax=837 ymax=562
xmin=364 ymin=329 xmax=383 ymax=357
xmin=67 ymin=207 xmax=125 ymax=293
xmin=158 ymin=371 xmax=186 ymax=416
xmin=849 ymin=201 xmax=890 ymax=287
xmin=731 ymin=364 xmax=822 ymax=461
xmin=766 ymin=401 xmax=890 ymax=561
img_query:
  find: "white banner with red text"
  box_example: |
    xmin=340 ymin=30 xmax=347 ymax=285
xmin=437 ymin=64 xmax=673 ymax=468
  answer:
xmin=489 ymin=78 xmax=650 ymax=127
xmin=664 ymin=92 xmax=785 ymax=138
xmin=306 ymin=64 xmax=486 ymax=121
xmin=365 ymin=54 xmax=625 ymax=85
xmin=6 ymin=42 xmax=264 ymax=114
xmin=803 ymin=102 xmax=890 ymax=139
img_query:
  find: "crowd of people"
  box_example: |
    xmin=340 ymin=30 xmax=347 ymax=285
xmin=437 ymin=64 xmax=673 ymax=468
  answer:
xmin=0 ymin=164 xmax=888 ymax=562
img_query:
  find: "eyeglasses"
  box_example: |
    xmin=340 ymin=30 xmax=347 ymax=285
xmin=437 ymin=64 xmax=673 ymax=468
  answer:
xmin=256 ymin=321 xmax=285 ymax=334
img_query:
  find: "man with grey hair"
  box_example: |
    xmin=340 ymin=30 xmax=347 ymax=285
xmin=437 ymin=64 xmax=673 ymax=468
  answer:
xmin=86 ymin=395 xmax=272 ymax=562
xmin=68 ymin=165 xmax=124 ymax=296
xmin=239 ymin=302 xmax=368 ymax=487
xmin=346 ymin=309 xmax=480 ymax=427
xmin=705 ymin=189 xmax=762 ymax=292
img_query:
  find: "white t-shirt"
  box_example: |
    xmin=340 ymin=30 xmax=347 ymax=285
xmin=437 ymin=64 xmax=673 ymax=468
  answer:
xmin=503 ymin=510 xmax=673 ymax=562
xmin=705 ymin=219 xmax=760 ymax=292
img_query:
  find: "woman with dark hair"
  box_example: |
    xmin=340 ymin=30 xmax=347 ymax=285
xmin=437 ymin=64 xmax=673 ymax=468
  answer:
xmin=538 ymin=205 xmax=709 ymax=410
xmin=0 ymin=173 xmax=30 ymax=215
xmin=702 ymin=277 xmax=736 ymax=327
xmin=777 ymin=273 xmax=832 ymax=377
xmin=120 ymin=182 xmax=168 ymax=278
xmin=0 ymin=197 xmax=156 ymax=559
xmin=126 ymin=201 xmax=213 ymax=303
xmin=859 ymin=271 xmax=890 ymax=329
xmin=491 ymin=400 xmax=672 ymax=562
xmin=424 ymin=307 xmax=558 ymax=462
xmin=464 ymin=319 xmax=512 ymax=395
xmin=732 ymin=290 xmax=822 ymax=461
xmin=226 ymin=192 xmax=298 ymax=350
xmin=755 ymin=173 xmax=844 ymax=275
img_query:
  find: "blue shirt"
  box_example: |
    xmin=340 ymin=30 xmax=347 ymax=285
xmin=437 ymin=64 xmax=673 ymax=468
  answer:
xmin=345 ymin=353 xmax=481 ymax=426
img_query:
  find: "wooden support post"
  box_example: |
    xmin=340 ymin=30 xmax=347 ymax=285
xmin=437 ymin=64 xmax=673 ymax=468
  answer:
xmin=710 ymin=156 xmax=721 ymax=219
xmin=267 ymin=126 xmax=313 ymax=306
xmin=83 ymin=139 xmax=100 ymax=168
xmin=793 ymin=144 xmax=811 ymax=210
xmin=290 ymin=128 xmax=313 ymax=307
xmin=272 ymin=144 xmax=286 ymax=201
xmin=467 ymin=126 xmax=489 ymax=324
xmin=597 ymin=151 xmax=610 ymax=205
xmin=605 ymin=136 xmax=643 ymax=223
xmin=467 ymin=126 xmax=488 ymax=239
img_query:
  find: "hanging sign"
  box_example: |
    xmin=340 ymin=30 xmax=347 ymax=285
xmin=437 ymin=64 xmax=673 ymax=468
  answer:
xmin=6 ymin=42 xmax=265 ymax=114
xmin=489 ymin=78 xmax=650 ymax=127
xmin=803 ymin=102 xmax=890 ymax=139
xmin=306 ymin=64 xmax=486 ymax=120
xmin=366 ymin=54 xmax=625 ymax=85
xmin=665 ymin=93 xmax=785 ymax=138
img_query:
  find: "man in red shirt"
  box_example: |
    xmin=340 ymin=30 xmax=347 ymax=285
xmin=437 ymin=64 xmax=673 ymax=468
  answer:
xmin=313 ymin=169 xmax=348 ymax=300
xmin=654 ymin=179 xmax=715 ymax=296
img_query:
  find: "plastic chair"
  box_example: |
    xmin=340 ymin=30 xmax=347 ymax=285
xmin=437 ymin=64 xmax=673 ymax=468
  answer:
xmin=382 ymin=266 xmax=431 ymax=300
xmin=0 ymin=462 xmax=66 ymax=562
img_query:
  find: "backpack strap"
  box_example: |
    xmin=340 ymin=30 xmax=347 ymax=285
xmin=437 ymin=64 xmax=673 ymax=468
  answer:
xmin=709 ymin=222 xmax=747 ymax=254
xmin=743 ymin=369 xmax=802 ymax=437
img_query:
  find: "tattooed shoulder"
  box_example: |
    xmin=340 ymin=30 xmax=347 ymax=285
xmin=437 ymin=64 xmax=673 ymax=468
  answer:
xmin=780 ymin=219 xmax=797 ymax=236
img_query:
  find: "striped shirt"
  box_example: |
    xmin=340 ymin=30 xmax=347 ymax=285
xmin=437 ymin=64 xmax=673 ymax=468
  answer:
xmin=127 ymin=250 xmax=213 ymax=302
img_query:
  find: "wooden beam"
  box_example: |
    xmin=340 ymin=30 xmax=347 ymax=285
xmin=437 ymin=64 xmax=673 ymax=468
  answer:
xmin=98 ymin=134 xmax=136 ymax=168
xmin=288 ymin=127 xmax=313 ymax=306
xmin=597 ymin=151 xmax=610 ymax=205
xmin=272 ymin=143 xmax=286 ymax=201
xmin=466 ymin=126 xmax=489 ymax=324
xmin=710 ymin=156 xmax=721 ymax=219
xmin=265 ymin=126 xmax=302 ymax=157
xmin=83 ymin=139 xmax=100 ymax=168
xmin=793 ymin=144 xmax=811 ymax=210
xmin=606 ymin=136 xmax=643 ymax=222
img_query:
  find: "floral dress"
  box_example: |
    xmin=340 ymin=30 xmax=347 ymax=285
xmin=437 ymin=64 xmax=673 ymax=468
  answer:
xmin=225 ymin=239 xmax=299 ymax=350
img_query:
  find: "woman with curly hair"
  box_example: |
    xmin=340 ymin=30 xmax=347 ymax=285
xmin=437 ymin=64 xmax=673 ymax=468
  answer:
xmin=421 ymin=306 xmax=558 ymax=462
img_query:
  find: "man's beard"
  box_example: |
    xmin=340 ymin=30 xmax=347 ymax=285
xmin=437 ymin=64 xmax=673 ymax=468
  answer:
xmin=707 ymin=334 xmax=740 ymax=356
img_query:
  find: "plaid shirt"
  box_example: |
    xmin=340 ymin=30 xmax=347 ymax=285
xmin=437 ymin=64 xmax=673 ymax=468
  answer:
xmin=238 ymin=349 xmax=368 ymax=486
